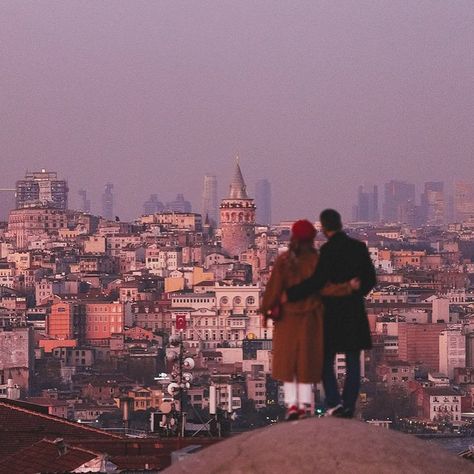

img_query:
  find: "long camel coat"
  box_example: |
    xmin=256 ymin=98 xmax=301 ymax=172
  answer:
xmin=261 ymin=249 xmax=352 ymax=384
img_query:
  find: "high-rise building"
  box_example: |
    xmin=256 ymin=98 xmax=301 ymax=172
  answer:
xmin=143 ymin=194 xmax=164 ymax=215
xmin=382 ymin=180 xmax=416 ymax=223
xmin=453 ymin=181 xmax=474 ymax=223
xmin=398 ymin=322 xmax=446 ymax=372
xmin=420 ymin=182 xmax=445 ymax=226
xmin=102 ymin=183 xmax=114 ymax=220
xmin=255 ymin=179 xmax=272 ymax=225
xmin=353 ymin=185 xmax=378 ymax=222
xmin=220 ymin=158 xmax=256 ymax=257
xmin=166 ymin=194 xmax=192 ymax=213
xmin=78 ymin=189 xmax=91 ymax=213
xmin=0 ymin=189 xmax=15 ymax=221
xmin=15 ymin=170 xmax=68 ymax=210
xmin=439 ymin=326 xmax=465 ymax=379
xmin=202 ymin=174 xmax=218 ymax=225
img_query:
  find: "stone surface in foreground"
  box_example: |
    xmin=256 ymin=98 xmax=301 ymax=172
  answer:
xmin=163 ymin=417 xmax=473 ymax=474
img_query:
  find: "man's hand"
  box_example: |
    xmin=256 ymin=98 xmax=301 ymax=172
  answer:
xmin=280 ymin=291 xmax=288 ymax=304
xmin=350 ymin=278 xmax=361 ymax=291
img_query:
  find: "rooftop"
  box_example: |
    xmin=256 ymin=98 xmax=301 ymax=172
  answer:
xmin=163 ymin=417 xmax=472 ymax=474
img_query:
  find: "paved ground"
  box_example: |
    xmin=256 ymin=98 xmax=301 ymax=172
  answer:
xmin=164 ymin=417 xmax=474 ymax=474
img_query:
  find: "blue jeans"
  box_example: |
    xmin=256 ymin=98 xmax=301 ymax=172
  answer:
xmin=323 ymin=350 xmax=361 ymax=414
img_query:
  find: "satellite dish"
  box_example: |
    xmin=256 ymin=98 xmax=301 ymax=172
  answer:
xmin=183 ymin=372 xmax=193 ymax=382
xmin=160 ymin=401 xmax=172 ymax=414
xmin=167 ymin=382 xmax=180 ymax=395
xmin=166 ymin=350 xmax=179 ymax=361
xmin=183 ymin=357 xmax=195 ymax=370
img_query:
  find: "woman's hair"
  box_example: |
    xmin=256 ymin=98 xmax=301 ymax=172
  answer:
xmin=287 ymin=237 xmax=316 ymax=275
xmin=289 ymin=237 xmax=314 ymax=256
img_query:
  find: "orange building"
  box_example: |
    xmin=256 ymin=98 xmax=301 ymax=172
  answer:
xmin=47 ymin=302 xmax=85 ymax=343
xmin=85 ymin=301 xmax=125 ymax=341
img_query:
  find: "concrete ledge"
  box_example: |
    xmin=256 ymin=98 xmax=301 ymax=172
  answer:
xmin=163 ymin=417 xmax=473 ymax=474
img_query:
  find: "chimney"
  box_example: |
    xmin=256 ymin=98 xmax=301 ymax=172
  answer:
xmin=53 ymin=438 xmax=67 ymax=456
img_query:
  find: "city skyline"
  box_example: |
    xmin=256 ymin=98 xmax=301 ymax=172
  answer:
xmin=1 ymin=2 xmax=474 ymax=469
xmin=1 ymin=1 xmax=473 ymax=221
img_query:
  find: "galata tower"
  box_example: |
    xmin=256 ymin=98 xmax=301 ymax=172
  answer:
xmin=220 ymin=158 xmax=256 ymax=257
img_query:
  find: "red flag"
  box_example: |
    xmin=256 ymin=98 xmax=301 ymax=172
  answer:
xmin=176 ymin=314 xmax=187 ymax=331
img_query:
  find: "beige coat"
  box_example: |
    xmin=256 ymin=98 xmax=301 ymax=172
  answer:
xmin=261 ymin=249 xmax=352 ymax=383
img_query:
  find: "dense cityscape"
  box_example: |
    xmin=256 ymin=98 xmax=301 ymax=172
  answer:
xmin=0 ymin=163 xmax=474 ymax=471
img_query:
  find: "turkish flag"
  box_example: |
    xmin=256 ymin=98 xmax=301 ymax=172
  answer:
xmin=176 ymin=314 xmax=187 ymax=331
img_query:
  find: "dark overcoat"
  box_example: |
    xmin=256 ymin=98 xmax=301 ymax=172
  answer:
xmin=287 ymin=232 xmax=376 ymax=353
xmin=261 ymin=249 xmax=354 ymax=383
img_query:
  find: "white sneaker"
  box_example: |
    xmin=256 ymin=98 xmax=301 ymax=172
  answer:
xmin=325 ymin=404 xmax=343 ymax=417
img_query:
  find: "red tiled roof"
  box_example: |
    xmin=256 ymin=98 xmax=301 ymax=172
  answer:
xmin=0 ymin=401 xmax=221 ymax=471
xmin=0 ymin=439 xmax=99 ymax=474
xmin=0 ymin=401 xmax=120 ymax=459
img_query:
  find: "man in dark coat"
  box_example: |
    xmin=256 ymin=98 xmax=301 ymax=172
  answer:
xmin=285 ymin=209 xmax=376 ymax=418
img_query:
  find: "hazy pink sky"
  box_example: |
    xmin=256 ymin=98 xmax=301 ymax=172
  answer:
xmin=1 ymin=1 xmax=473 ymax=221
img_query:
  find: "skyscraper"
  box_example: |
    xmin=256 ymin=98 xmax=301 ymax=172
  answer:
xmin=201 ymin=174 xmax=218 ymax=225
xmin=420 ymin=182 xmax=445 ymax=225
xmin=143 ymin=194 xmax=164 ymax=215
xmin=102 ymin=183 xmax=114 ymax=220
xmin=16 ymin=170 xmax=68 ymax=210
xmin=166 ymin=194 xmax=192 ymax=213
xmin=255 ymin=179 xmax=272 ymax=225
xmin=220 ymin=158 xmax=256 ymax=257
xmin=353 ymin=185 xmax=378 ymax=222
xmin=453 ymin=181 xmax=474 ymax=223
xmin=78 ymin=189 xmax=91 ymax=213
xmin=382 ymin=180 xmax=416 ymax=223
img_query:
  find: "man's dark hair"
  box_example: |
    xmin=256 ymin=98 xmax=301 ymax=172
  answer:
xmin=320 ymin=209 xmax=342 ymax=232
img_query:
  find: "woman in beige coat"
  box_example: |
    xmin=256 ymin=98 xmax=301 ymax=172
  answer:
xmin=261 ymin=219 xmax=357 ymax=420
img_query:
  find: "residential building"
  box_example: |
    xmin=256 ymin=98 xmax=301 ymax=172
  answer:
xmin=85 ymin=302 xmax=125 ymax=342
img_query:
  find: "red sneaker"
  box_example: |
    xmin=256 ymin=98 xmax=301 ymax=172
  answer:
xmin=298 ymin=408 xmax=311 ymax=419
xmin=285 ymin=405 xmax=299 ymax=421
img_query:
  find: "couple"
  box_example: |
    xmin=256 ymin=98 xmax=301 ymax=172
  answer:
xmin=261 ymin=209 xmax=376 ymax=421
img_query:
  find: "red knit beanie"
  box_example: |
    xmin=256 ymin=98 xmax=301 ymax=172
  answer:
xmin=291 ymin=219 xmax=316 ymax=241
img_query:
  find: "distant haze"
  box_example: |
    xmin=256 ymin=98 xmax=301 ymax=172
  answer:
xmin=1 ymin=1 xmax=473 ymax=222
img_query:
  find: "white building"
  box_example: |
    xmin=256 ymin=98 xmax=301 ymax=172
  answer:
xmin=439 ymin=326 xmax=466 ymax=379
xmin=432 ymin=298 xmax=450 ymax=323
xmin=170 ymin=283 xmax=269 ymax=349
xmin=145 ymin=246 xmax=183 ymax=274
xmin=424 ymin=388 xmax=462 ymax=423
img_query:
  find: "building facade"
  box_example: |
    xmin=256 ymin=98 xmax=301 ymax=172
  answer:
xmin=16 ymin=170 xmax=68 ymax=210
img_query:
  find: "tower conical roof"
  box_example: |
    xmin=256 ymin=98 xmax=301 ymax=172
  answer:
xmin=228 ymin=157 xmax=248 ymax=199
